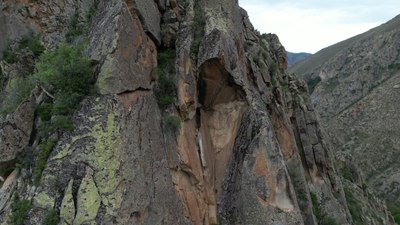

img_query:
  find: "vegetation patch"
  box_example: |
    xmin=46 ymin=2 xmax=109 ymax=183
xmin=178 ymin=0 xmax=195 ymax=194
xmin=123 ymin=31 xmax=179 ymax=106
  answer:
xmin=269 ymin=62 xmax=278 ymax=77
xmin=10 ymin=195 xmax=32 ymax=225
xmin=177 ymin=0 xmax=189 ymax=8
xmin=310 ymin=192 xmax=340 ymax=225
xmin=388 ymin=63 xmax=400 ymax=71
xmin=388 ymin=204 xmax=400 ymax=225
xmin=191 ymin=1 xmax=206 ymax=55
xmin=42 ymin=209 xmax=59 ymax=225
xmin=32 ymin=43 xmax=94 ymax=184
xmin=344 ymin=187 xmax=364 ymax=225
xmin=307 ymin=76 xmax=321 ymax=94
xmin=19 ymin=34 xmax=45 ymax=56
xmin=166 ymin=115 xmax=181 ymax=130
xmin=155 ymin=48 xmax=176 ymax=108
xmin=34 ymin=138 xmax=57 ymax=185
xmin=2 ymin=47 xmax=19 ymax=64
xmin=66 ymin=12 xmax=85 ymax=43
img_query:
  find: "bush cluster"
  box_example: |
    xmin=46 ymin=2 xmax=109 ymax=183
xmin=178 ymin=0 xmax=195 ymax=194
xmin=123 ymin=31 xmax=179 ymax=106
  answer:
xmin=307 ymin=76 xmax=321 ymax=94
xmin=155 ymin=48 xmax=176 ymax=108
xmin=32 ymin=43 xmax=93 ymax=184
xmin=19 ymin=34 xmax=45 ymax=56
xmin=10 ymin=195 xmax=31 ymax=225
xmin=388 ymin=204 xmax=400 ymax=225
xmin=344 ymin=187 xmax=363 ymax=225
xmin=65 ymin=12 xmax=85 ymax=43
xmin=1 ymin=34 xmax=45 ymax=64
xmin=42 ymin=209 xmax=59 ymax=225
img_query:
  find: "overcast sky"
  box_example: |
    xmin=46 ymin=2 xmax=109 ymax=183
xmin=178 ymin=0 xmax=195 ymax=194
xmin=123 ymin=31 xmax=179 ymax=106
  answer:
xmin=239 ymin=0 xmax=400 ymax=53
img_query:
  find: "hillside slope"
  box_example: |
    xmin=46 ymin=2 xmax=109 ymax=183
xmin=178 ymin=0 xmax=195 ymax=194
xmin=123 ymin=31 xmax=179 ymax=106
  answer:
xmin=291 ymin=13 xmax=400 ymax=219
xmin=287 ymin=52 xmax=312 ymax=67
xmin=0 ymin=0 xmax=395 ymax=224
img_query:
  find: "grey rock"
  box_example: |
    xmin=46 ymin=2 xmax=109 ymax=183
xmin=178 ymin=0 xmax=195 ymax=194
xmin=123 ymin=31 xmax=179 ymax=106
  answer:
xmin=0 ymin=96 xmax=36 ymax=177
xmin=134 ymin=0 xmax=161 ymax=45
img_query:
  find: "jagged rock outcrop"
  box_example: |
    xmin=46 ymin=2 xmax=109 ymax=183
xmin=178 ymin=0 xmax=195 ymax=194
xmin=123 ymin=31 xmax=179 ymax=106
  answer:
xmin=291 ymin=14 xmax=400 ymax=220
xmin=0 ymin=0 xmax=396 ymax=225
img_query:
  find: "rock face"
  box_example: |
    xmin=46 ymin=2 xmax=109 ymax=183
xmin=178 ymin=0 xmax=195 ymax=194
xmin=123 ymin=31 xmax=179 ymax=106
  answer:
xmin=291 ymin=14 xmax=400 ymax=215
xmin=0 ymin=0 xmax=395 ymax=225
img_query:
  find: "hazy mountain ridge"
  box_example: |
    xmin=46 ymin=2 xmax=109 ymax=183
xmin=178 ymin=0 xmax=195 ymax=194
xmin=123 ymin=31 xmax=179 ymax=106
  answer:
xmin=291 ymin=13 xmax=400 ymax=223
xmin=287 ymin=51 xmax=312 ymax=67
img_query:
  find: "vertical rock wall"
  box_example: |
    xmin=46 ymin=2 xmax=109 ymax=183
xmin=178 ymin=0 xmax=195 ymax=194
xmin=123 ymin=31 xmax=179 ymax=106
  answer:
xmin=0 ymin=0 xmax=396 ymax=224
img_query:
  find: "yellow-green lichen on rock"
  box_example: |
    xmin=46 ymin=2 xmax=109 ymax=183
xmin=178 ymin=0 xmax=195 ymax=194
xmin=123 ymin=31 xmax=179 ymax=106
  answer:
xmin=33 ymin=192 xmax=55 ymax=209
xmin=77 ymin=110 xmax=123 ymax=215
xmin=73 ymin=167 xmax=101 ymax=225
xmin=61 ymin=99 xmax=124 ymax=218
xmin=96 ymin=56 xmax=118 ymax=95
xmin=60 ymin=179 xmax=75 ymax=225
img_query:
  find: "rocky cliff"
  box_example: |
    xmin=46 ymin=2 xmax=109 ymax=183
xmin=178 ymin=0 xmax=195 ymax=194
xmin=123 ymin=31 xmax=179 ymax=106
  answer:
xmin=0 ymin=0 xmax=395 ymax=224
xmin=291 ymin=14 xmax=400 ymax=224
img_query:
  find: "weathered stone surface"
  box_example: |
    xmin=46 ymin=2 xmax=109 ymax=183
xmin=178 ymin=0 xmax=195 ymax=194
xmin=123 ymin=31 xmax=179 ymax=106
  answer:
xmin=0 ymin=96 xmax=36 ymax=177
xmin=89 ymin=0 xmax=157 ymax=94
xmin=60 ymin=180 xmax=75 ymax=225
xmin=0 ymin=169 xmax=17 ymax=225
xmin=73 ymin=167 xmax=101 ymax=225
xmin=134 ymin=0 xmax=161 ymax=45
xmin=0 ymin=0 xmax=395 ymax=225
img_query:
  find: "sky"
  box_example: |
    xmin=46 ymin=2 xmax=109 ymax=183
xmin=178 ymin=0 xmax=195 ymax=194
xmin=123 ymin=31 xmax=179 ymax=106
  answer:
xmin=239 ymin=0 xmax=400 ymax=53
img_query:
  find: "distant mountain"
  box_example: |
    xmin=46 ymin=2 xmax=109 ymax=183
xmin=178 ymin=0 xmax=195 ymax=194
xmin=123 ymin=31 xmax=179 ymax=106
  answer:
xmin=291 ymin=14 xmax=400 ymax=220
xmin=286 ymin=51 xmax=311 ymax=67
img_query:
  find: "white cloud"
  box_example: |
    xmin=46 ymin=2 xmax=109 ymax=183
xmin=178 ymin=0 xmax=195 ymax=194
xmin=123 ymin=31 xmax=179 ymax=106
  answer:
xmin=240 ymin=1 xmax=400 ymax=53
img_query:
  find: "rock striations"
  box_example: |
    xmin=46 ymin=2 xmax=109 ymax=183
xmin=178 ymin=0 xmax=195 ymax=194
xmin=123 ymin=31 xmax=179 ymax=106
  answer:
xmin=0 ymin=0 xmax=396 ymax=224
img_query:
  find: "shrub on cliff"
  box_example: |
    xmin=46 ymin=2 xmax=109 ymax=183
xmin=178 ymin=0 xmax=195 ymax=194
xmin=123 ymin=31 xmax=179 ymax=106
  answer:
xmin=34 ymin=43 xmax=94 ymax=133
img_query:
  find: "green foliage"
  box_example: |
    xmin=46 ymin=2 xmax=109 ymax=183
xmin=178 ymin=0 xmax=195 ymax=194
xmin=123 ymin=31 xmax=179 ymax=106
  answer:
xmin=156 ymin=49 xmax=176 ymax=108
xmin=388 ymin=63 xmax=400 ymax=70
xmin=33 ymin=43 xmax=93 ymax=184
xmin=0 ymin=76 xmax=35 ymax=116
xmin=10 ymin=196 xmax=31 ymax=225
xmin=36 ymin=102 xmax=53 ymax=121
xmin=34 ymin=43 xmax=93 ymax=130
xmin=341 ymin=166 xmax=353 ymax=181
xmin=35 ymin=43 xmax=93 ymax=95
xmin=310 ymin=193 xmax=321 ymax=218
xmin=42 ymin=209 xmax=59 ymax=225
xmin=158 ymin=48 xmax=176 ymax=67
xmin=244 ymin=41 xmax=252 ymax=51
xmin=51 ymin=115 xmax=74 ymax=131
xmin=166 ymin=115 xmax=181 ymax=130
xmin=191 ymin=1 xmax=205 ymax=55
xmin=269 ymin=63 xmax=278 ymax=76
xmin=86 ymin=0 xmax=100 ymax=22
xmin=310 ymin=192 xmax=339 ymax=225
xmin=177 ymin=0 xmax=189 ymax=8
xmin=19 ymin=34 xmax=45 ymax=56
xmin=34 ymin=138 xmax=57 ymax=186
xmin=292 ymin=95 xmax=301 ymax=108
xmin=260 ymin=39 xmax=269 ymax=51
xmin=3 ymin=48 xmax=19 ymax=64
xmin=307 ymin=76 xmax=321 ymax=94
xmin=297 ymin=190 xmax=308 ymax=201
xmin=344 ymin=187 xmax=364 ymax=225
xmin=65 ymin=12 xmax=84 ymax=42
xmin=320 ymin=216 xmax=340 ymax=225
xmin=389 ymin=204 xmax=400 ymax=225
